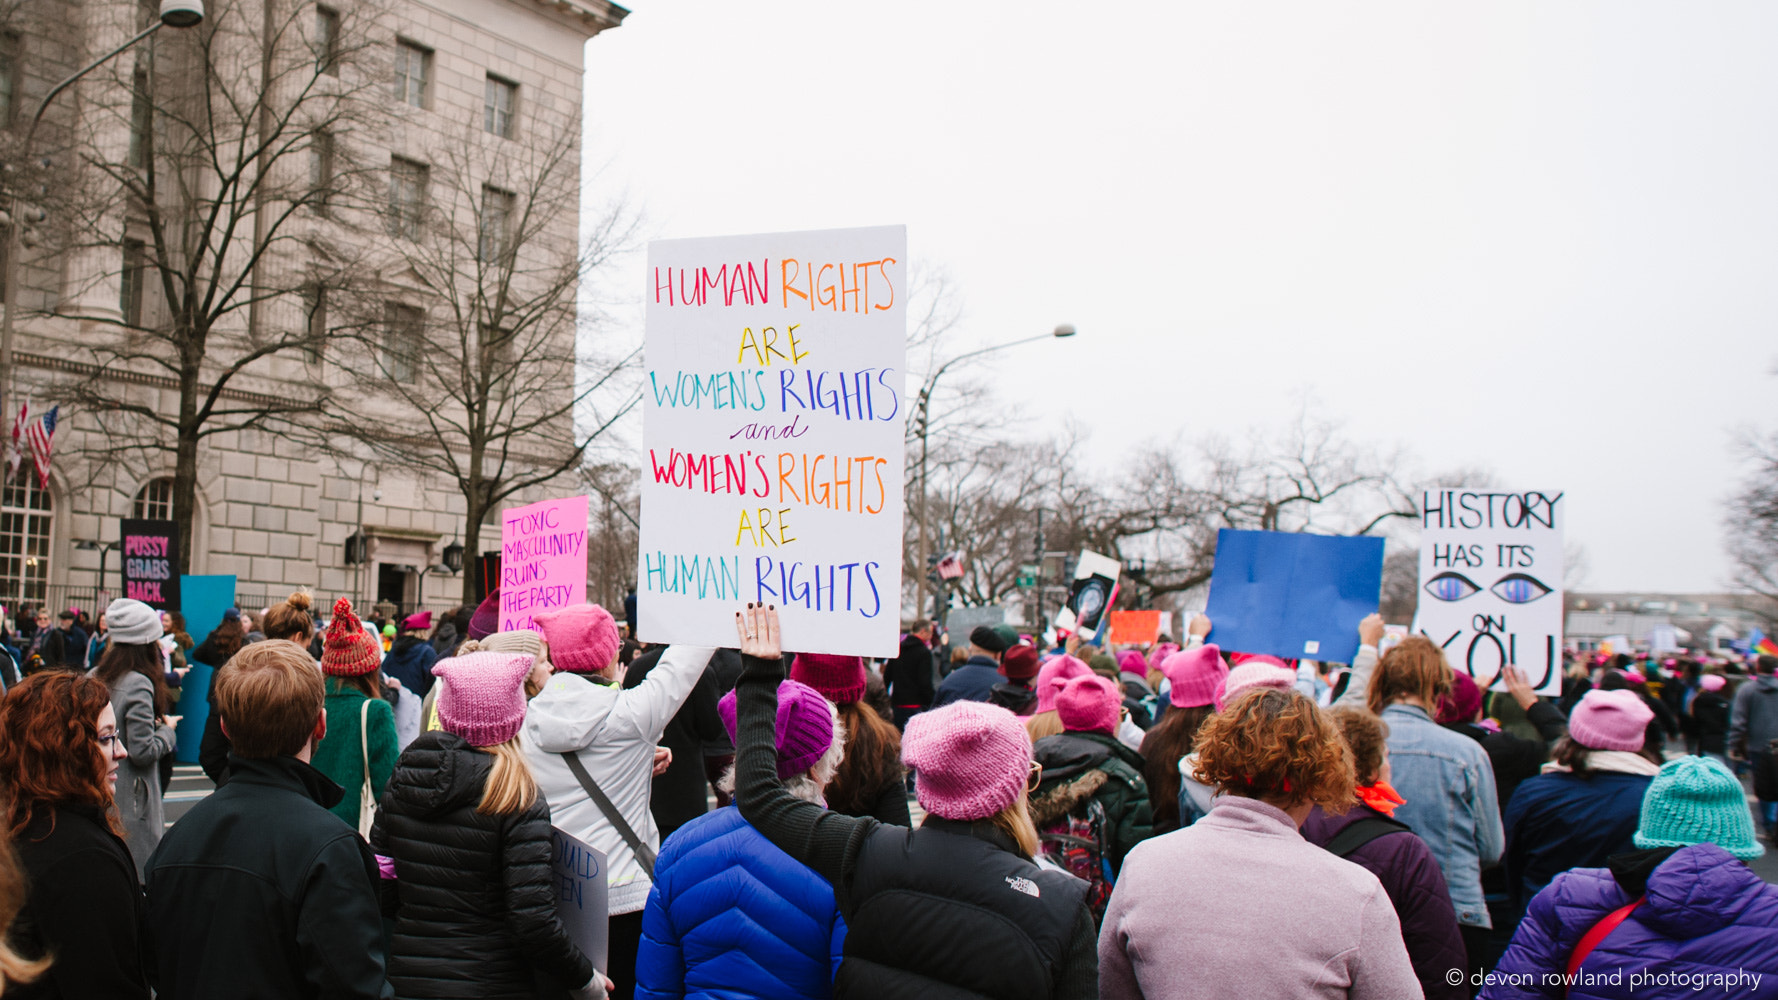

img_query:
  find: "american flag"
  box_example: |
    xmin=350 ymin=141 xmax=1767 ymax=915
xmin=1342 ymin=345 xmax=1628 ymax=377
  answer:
xmin=24 ymin=405 xmax=56 ymax=489
xmin=4 ymin=401 xmax=24 ymax=480
xmin=936 ymin=552 xmax=964 ymax=581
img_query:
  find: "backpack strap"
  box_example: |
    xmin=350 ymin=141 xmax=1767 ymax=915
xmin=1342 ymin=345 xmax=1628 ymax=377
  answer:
xmin=1321 ymin=815 xmax=1413 ymax=859
xmin=1566 ymin=897 xmax=1644 ymax=988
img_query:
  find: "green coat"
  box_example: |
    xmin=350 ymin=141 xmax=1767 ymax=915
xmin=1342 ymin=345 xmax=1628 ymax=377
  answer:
xmin=311 ymin=678 xmax=399 ymax=829
xmin=1030 ymin=730 xmax=1155 ymax=874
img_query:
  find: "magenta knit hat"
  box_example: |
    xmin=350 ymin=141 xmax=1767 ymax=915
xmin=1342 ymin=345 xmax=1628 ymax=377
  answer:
xmin=1568 ymin=689 xmax=1654 ymax=752
xmin=1116 ymin=650 xmax=1148 ymax=678
xmin=790 ymin=653 xmax=868 ymax=704
xmin=1215 ymin=661 xmax=1297 ymax=712
xmin=532 ymin=604 xmax=620 ymax=675
xmin=902 ymin=701 xmax=1032 ymax=821
xmin=1436 ymin=670 xmax=1484 ymax=725
xmin=468 ymin=589 xmax=500 ymax=641
xmin=1056 ymin=674 xmax=1122 ymax=735
xmin=718 ymin=679 xmax=836 ymax=779
xmin=1162 ymin=645 xmax=1228 ymax=708
xmin=1035 ymin=654 xmax=1092 ymax=714
xmin=431 ymin=651 xmax=532 ymax=747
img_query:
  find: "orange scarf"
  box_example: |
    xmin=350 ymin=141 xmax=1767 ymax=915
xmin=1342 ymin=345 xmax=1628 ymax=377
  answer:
xmin=1355 ymin=780 xmax=1405 ymax=817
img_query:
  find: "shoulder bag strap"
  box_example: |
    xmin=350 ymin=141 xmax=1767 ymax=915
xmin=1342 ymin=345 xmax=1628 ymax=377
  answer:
xmin=560 ymin=750 xmax=656 ymax=877
xmin=1565 ymin=896 xmax=1644 ymax=990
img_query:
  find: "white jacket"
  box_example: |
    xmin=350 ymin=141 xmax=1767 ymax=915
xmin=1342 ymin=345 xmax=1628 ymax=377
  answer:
xmin=520 ymin=644 xmax=715 ymax=915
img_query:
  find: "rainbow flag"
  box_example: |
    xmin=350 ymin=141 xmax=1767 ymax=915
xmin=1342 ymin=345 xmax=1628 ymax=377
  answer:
xmin=1750 ymin=629 xmax=1778 ymax=657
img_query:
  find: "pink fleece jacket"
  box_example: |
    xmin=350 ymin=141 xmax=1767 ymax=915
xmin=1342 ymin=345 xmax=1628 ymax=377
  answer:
xmin=1099 ymin=795 xmax=1422 ymax=1000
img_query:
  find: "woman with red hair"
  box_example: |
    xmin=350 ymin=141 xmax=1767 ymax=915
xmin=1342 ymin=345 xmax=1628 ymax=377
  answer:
xmin=0 ymin=671 xmax=150 ymax=998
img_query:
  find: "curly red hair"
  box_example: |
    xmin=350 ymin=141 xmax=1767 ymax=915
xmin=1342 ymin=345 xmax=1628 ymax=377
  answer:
xmin=1193 ymin=688 xmax=1355 ymax=811
xmin=0 ymin=673 xmax=121 ymax=840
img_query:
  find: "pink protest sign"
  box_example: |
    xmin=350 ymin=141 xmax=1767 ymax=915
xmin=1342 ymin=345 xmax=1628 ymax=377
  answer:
xmin=500 ymin=495 xmax=589 ymax=632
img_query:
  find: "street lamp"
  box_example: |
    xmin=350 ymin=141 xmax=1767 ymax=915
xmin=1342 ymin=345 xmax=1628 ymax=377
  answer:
xmin=74 ymin=539 xmax=122 ymax=603
xmin=0 ymin=1 xmax=206 ymax=407
xmin=912 ymin=324 xmax=1076 ymax=625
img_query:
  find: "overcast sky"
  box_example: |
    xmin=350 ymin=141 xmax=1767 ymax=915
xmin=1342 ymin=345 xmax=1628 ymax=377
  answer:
xmin=579 ymin=1 xmax=1778 ymax=594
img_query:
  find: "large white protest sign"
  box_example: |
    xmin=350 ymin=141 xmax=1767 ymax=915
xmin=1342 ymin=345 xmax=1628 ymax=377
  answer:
xmin=638 ymin=226 xmax=906 ymax=657
xmin=1416 ymin=490 xmax=1565 ymax=695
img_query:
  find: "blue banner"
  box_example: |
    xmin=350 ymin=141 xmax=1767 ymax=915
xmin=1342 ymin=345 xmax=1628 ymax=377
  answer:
xmin=172 ymin=574 xmax=236 ymax=763
xmin=1204 ymin=530 xmax=1385 ymax=665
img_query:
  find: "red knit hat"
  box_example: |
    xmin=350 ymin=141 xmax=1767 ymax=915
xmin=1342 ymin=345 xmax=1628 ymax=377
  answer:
xmin=999 ymin=644 xmax=1040 ymax=681
xmin=468 ymin=590 xmax=500 ymax=640
xmin=790 ymin=653 xmax=868 ymax=704
xmin=321 ymin=597 xmax=380 ymax=677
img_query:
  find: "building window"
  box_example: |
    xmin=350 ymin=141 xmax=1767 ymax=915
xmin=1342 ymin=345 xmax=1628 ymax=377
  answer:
xmin=392 ymin=40 xmax=429 ymax=108
xmin=0 ymin=464 xmax=52 ymax=606
xmin=479 ymin=185 xmax=514 ymax=263
xmin=127 ymin=66 xmax=151 ymax=168
xmin=382 ymin=303 xmax=422 ymax=382
xmin=484 ymin=75 xmax=517 ymax=138
xmin=314 ymin=6 xmax=340 ymax=76
xmin=309 ymin=131 xmax=334 ymax=210
xmin=302 ymin=285 xmax=328 ymax=364
xmin=133 ymin=478 xmax=174 ymax=520
xmin=120 ymin=239 xmax=146 ymax=326
xmin=387 ymin=157 xmax=427 ymax=239
xmin=0 ymin=34 xmax=19 ymax=129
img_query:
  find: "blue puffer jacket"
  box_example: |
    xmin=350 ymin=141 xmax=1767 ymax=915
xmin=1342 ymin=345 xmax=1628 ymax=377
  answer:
xmin=1503 ymin=769 xmax=1652 ymax=908
xmin=1483 ymin=844 xmax=1778 ymax=999
xmin=636 ymin=806 xmax=845 ymax=1000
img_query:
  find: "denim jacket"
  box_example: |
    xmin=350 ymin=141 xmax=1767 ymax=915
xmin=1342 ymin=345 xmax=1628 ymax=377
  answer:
xmin=1379 ymin=703 xmax=1504 ymax=928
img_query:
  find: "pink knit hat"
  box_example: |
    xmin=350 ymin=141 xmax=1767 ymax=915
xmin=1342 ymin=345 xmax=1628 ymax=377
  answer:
xmin=1699 ymin=674 xmax=1727 ymax=693
xmin=1056 ymin=675 xmax=1122 ymax=735
xmin=431 ymin=651 xmax=533 ymax=747
xmin=1116 ymin=650 xmax=1148 ymax=678
xmin=718 ymin=679 xmax=836 ymax=779
xmin=902 ymin=701 xmax=1032 ymax=821
xmin=1163 ymin=645 xmax=1228 ymax=709
xmin=1035 ymin=654 xmax=1092 ymax=714
xmin=533 ymin=604 xmax=620 ymax=675
xmin=1215 ymin=661 xmax=1297 ymax=712
xmin=790 ymin=653 xmax=868 ymax=704
xmin=1568 ymin=689 xmax=1654 ymax=752
xmin=1148 ymin=642 xmax=1180 ymax=672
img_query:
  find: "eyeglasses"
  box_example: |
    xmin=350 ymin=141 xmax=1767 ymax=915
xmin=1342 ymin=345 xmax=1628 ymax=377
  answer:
xmin=96 ymin=732 xmax=123 ymax=751
xmin=1026 ymin=761 xmax=1043 ymax=793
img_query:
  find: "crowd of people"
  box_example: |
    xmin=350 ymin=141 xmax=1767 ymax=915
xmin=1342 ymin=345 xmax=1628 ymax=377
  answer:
xmin=0 ymin=585 xmax=1775 ymax=999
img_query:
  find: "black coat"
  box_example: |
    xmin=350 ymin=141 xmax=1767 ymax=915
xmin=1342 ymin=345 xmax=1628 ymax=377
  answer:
xmin=143 ymin=754 xmax=391 ymax=1000
xmin=9 ymin=803 xmax=152 ymax=1000
xmin=371 ymin=731 xmax=593 ymax=999
xmin=623 ymin=645 xmax=728 ymax=837
xmin=882 ymin=633 xmax=935 ymax=708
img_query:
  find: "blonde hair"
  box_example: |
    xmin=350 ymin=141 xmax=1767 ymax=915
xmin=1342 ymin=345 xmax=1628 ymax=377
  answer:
xmin=1025 ymin=710 xmax=1064 ymax=742
xmin=988 ymin=796 xmax=1041 ymax=860
xmin=477 ymin=738 xmax=538 ymax=816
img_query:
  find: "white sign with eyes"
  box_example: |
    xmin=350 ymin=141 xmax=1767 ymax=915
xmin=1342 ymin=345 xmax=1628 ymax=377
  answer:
xmin=1415 ymin=490 xmax=1565 ymax=696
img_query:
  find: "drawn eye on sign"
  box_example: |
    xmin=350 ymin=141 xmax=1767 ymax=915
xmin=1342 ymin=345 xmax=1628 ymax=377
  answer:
xmin=1423 ymin=571 xmax=1553 ymax=605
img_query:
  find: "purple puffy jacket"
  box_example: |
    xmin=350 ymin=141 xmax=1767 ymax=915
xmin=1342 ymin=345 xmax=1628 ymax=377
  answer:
xmin=1483 ymin=843 xmax=1778 ymax=999
xmin=1301 ymin=803 xmax=1467 ymax=1000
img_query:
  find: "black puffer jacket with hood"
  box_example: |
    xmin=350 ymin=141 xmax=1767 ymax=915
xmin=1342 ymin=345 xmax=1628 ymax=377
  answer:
xmin=371 ymin=730 xmax=593 ymax=999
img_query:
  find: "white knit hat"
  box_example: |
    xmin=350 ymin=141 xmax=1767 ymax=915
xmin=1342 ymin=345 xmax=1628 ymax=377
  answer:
xmin=105 ymin=598 xmax=164 ymax=645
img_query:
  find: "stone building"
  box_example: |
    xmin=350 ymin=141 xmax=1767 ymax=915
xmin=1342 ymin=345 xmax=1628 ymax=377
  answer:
xmin=0 ymin=0 xmax=625 ymax=621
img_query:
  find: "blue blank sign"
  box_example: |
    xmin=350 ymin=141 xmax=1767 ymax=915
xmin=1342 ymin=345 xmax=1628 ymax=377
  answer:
xmin=1204 ymin=530 xmax=1384 ymax=664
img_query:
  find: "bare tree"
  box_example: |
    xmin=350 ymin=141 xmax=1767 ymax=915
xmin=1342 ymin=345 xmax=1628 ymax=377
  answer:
xmin=1728 ymin=428 xmax=1778 ymax=618
xmin=40 ymin=0 xmax=388 ymax=571
xmin=330 ymin=106 xmax=640 ymax=605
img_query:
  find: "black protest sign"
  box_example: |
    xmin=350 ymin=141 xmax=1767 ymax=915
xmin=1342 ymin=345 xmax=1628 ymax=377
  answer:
xmin=120 ymin=519 xmax=181 ymax=610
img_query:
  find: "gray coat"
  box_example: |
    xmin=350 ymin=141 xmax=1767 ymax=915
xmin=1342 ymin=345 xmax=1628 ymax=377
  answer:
xmin=98 ymin=668 xmax=177 ymax=876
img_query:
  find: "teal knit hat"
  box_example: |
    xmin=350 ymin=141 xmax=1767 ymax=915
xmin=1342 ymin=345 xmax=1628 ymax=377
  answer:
xmin=1633 ymin=756 xmax=1765 ymax=859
